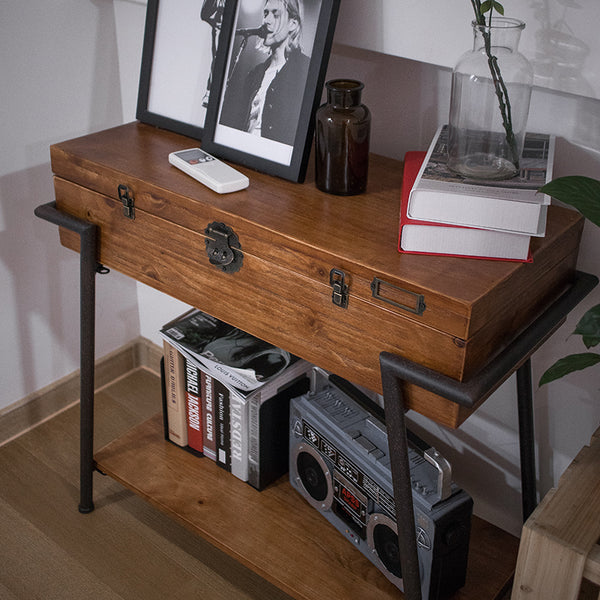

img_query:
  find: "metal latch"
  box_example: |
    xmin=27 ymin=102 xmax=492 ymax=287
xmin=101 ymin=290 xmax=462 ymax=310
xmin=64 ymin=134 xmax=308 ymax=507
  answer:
xmin=118 ymin=184 xmax=135 ymax=219
xmin=329 ymin=268 xmax=349 ymax=308
xmin=204 ymin=222 xmax=243 ymax=273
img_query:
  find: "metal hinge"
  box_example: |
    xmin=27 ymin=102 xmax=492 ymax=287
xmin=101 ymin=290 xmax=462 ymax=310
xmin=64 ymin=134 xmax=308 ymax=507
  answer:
xmin=118 ymin=184 xmax=135 ymax=219
xmin=329 ymin=268 xmax=349 ymax=308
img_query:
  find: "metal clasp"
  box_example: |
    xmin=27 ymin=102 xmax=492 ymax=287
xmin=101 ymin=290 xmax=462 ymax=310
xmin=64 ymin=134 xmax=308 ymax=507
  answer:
xmin=204 ymin=222 xmax=243 ymax=273
xmin=117 ymin=184 xmax=135 ymax=220
xmin=329 ymin=268 xmax=349 ymax=308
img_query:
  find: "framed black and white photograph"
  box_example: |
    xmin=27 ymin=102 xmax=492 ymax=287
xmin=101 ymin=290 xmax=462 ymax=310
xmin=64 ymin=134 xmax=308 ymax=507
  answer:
xmin=136 ymin=0 xmax=230 ymax=139
xmin=202 ymin=0 xmax=340 ymax=182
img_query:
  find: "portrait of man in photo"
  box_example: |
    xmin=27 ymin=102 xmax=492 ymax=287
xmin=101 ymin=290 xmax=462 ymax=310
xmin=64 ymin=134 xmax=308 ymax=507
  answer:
xmin=219 ymin=0 xmax=312 ymax=146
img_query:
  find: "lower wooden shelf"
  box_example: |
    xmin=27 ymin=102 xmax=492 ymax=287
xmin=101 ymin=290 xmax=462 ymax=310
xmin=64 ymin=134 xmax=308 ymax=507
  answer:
xmin=95 ymin=413 xmax=519 ymax=600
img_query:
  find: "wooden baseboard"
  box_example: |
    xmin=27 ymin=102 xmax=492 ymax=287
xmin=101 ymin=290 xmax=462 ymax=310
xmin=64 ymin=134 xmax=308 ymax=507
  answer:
xmin=0 ymin=337 xmax=162 ymax=447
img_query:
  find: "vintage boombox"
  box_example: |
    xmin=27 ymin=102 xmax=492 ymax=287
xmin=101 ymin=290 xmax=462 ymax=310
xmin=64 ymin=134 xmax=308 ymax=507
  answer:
xmin=289 ymin=368 xmax=473 ymax=599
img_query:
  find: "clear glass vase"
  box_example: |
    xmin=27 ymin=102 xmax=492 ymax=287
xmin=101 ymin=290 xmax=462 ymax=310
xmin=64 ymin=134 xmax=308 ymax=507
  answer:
xmin=448 ymin=18 xmax=533 ymax=180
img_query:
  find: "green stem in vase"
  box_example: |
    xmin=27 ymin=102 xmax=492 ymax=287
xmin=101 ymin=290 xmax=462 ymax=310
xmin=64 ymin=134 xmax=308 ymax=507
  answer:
xmin=470 ymin=0 xmax=520 ymax=169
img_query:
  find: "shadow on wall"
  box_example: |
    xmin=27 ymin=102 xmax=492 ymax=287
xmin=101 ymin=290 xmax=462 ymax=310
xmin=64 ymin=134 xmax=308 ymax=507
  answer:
xmin=327 ymin=44 xmax=452 ymax=162
xmin=0 ymin=164 xmax=80 ymax=402
xmin=0 ymin=0 xmax=141 ymax=410
xmin=530 ymin=0 xmax=595 ymax=99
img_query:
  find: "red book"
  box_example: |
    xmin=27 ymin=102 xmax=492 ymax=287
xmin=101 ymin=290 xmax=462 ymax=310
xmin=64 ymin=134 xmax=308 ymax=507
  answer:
xmin=398 ymin=151 xmax=532 ymax=262
xmin=184 ymin=360 xmax=203 ymax=455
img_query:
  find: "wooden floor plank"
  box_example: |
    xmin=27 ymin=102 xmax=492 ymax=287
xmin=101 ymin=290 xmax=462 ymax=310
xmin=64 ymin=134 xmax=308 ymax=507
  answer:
xmin=0 ymin=496 xmax=124 ymax=600
xmin=0 ymin=369 xmax=291 ymax=600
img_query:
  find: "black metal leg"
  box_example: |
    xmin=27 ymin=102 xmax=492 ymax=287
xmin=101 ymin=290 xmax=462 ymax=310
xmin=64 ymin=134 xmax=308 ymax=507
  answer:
xmin=378 ymin=272 xmax=597 ymax=598
xmin=380 ymin=366 xmax=423 ymax=600
xmin=35 ymin=202 xmax=99 ymax=513
xmin=77 ymin=217 xmax=98 ymax=513
xmin=516 ymin=358 xmax=537 ymax=521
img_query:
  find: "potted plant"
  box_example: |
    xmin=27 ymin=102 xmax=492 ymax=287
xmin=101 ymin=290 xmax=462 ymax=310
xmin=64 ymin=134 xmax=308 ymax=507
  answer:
xmin=538 ymin=176 xmax=600 ymax=385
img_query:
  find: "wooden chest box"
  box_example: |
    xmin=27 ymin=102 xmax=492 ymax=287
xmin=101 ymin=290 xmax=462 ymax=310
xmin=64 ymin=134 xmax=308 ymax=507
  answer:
xmin=50 ymin=122 xmax=583 ymax=428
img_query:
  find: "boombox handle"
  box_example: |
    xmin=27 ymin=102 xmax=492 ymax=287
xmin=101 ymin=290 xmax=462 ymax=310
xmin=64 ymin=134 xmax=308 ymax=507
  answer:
xmin=379 ymin=270 xmax=598 ymax=600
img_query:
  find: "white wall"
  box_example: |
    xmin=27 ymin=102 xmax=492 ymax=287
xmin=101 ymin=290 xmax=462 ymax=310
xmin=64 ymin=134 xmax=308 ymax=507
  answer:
xmin=0 ymin=0 xmax=143 ymax=414
xmin=3 ymin=0 xmax=599 ymax=538
xmin=335 ymin=0 xmax=600 ymax=100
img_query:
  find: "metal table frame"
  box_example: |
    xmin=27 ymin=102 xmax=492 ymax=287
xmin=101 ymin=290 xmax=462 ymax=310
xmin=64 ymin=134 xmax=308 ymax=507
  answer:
xmin=381 ymin=270 xmax=597 ymax=599
xmin=35 ymin=200 xmax=598 ymax=599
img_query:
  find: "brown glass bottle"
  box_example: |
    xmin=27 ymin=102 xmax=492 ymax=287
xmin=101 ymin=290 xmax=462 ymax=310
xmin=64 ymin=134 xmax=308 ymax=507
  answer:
xmin=315 ymin=79 xmax=371 ymax=195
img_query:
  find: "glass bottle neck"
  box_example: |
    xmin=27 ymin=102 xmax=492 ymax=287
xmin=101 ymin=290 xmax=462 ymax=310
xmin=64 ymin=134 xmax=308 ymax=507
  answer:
xmin=472 ymin=17 xmax=525 ymax=53
xmin=326 ymin=79 xmax=364 ymax=108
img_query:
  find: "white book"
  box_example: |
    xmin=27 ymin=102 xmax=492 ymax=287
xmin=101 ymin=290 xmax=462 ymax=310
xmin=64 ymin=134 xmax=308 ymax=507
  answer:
xmin=408 ymin=125 xmax=555 ymax=236
xmin=400 ymin=223 xmax=531 ymax=261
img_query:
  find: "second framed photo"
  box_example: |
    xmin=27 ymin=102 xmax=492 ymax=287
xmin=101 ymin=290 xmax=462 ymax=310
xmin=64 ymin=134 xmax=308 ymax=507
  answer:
xmin=202 ymin=0 xmax=340 ymax=182
xmin=136 ymin=0 xmax=229 ymax=140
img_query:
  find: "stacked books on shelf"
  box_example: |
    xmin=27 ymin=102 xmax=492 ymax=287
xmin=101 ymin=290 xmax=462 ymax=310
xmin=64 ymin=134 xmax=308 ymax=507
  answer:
xmin=398 ymin=124 xmax=555 ymax=261
xmin=160 ymin=308 xmax=311 ymax=490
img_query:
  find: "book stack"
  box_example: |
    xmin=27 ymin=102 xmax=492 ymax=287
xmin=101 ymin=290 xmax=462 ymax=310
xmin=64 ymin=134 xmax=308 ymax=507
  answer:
xmin=398 ymin=125 xmax=555 ymax=261
xmin=160 ymin=308 xmax=311 ymax=490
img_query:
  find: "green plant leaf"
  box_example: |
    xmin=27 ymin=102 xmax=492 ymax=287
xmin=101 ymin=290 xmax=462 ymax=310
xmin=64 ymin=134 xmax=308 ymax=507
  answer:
xmin=574 ymin=304 xmax=600 ymax=348
xmin=479 ymin=0 xmax=504 ymax=14
xmin=539 ymin=176 xmax=600 ymax=228
xmin=539 ymin=352 xmax=600 ymax=386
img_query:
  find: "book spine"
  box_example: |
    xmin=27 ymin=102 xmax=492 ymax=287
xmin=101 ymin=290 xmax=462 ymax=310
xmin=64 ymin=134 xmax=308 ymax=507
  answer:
xmin=247 ymin=394 xmax=261 ymax=489
xmin=162 ymin=341 xmax=188 ymax=447
xmin=201 ymin=371 xmax=217 ymax=461
xmin=214 ymin=379 xmax=230 ymax=471
xmin=184 ymin=360 xmax=203 ymax=454
xmin=229 ymin=392 xmax=248 ymax=482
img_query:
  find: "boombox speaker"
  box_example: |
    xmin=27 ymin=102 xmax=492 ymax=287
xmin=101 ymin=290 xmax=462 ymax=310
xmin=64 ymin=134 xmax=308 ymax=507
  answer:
xmin=289 ymin=368 xmax=473 ymax=600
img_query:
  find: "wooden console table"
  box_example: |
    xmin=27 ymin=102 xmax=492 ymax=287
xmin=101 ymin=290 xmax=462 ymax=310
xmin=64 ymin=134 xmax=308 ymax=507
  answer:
xmin=35 ymin=122 xmax=597 ymax=600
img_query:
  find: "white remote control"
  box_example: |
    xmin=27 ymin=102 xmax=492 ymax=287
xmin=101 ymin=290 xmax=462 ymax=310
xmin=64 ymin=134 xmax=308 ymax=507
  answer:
xmin=168 ymin=148 xmax=249 ymax=194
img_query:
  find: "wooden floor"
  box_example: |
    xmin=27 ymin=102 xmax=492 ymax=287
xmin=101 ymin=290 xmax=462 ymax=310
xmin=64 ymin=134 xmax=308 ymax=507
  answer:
xmin=0 ymin=366 xmax=515 ymax=600
xmin=0 ymin=367 xmax=292 ymax=600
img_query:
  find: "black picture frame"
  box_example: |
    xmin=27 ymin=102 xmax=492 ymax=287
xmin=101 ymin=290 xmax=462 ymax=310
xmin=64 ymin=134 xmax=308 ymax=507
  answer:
xmin=136 ymin=0 xmax=230 ymax=140
xmin=202 ymin=0 xmax=340 ymax=183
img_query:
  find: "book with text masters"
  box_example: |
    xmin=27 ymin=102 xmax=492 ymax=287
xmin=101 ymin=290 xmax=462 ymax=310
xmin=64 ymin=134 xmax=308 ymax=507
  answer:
xmin=399 ymin=151 xmax=532 ymax=261
xmin=408 ymin=125 xmax=554 ymax=236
